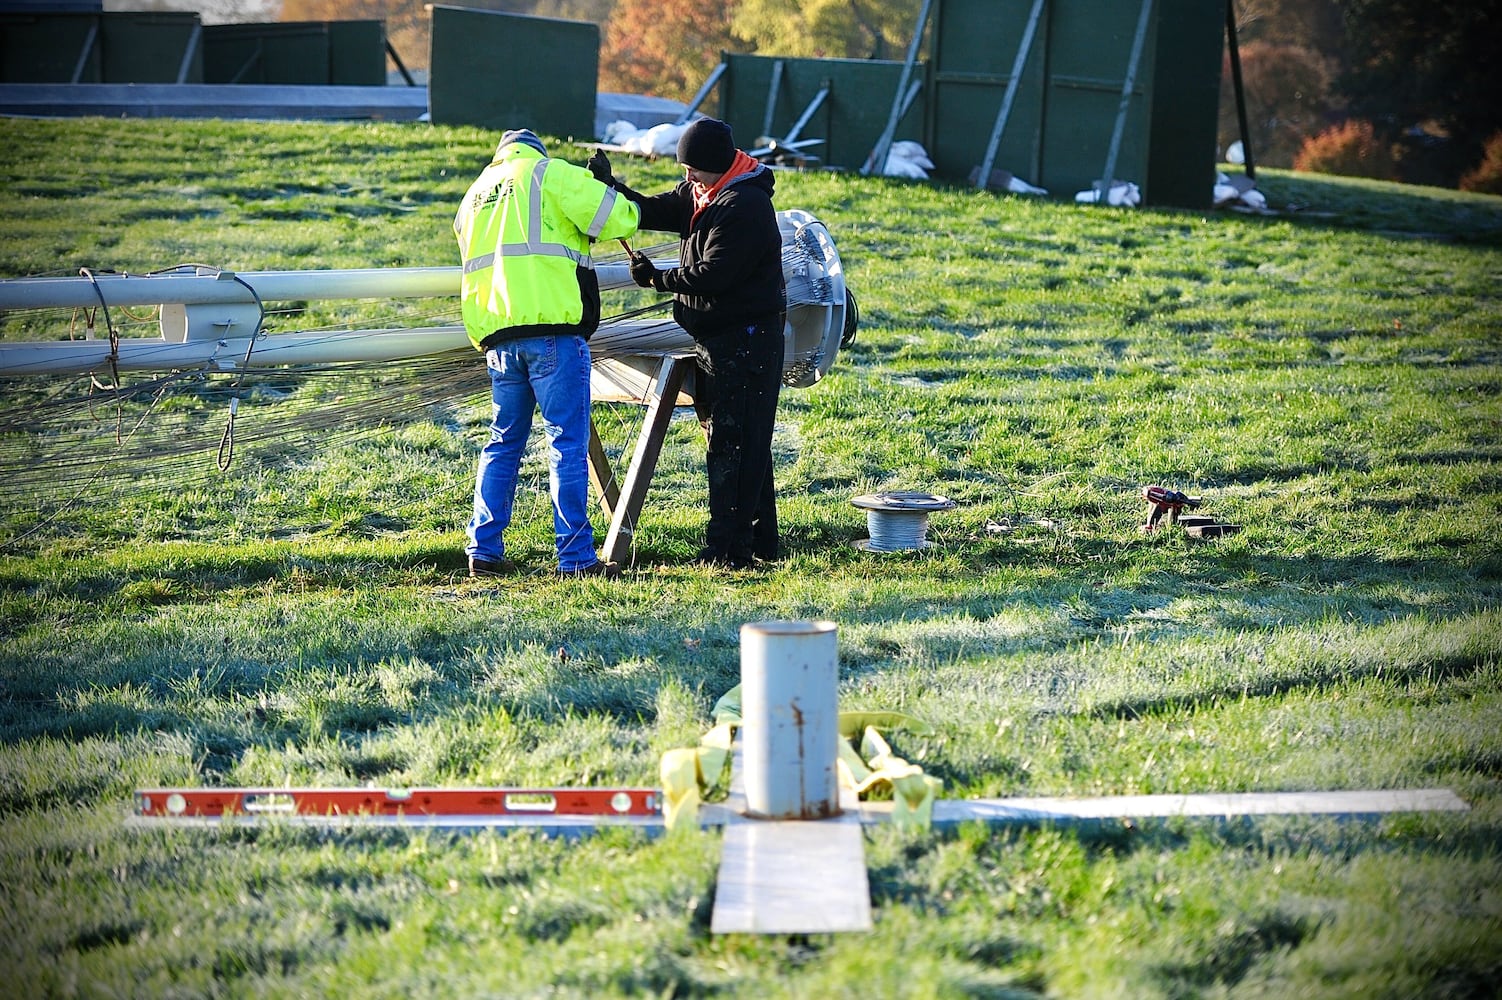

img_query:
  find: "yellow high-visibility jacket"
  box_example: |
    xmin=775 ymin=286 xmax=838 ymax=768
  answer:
xmin=454 ymin=143 xmax=639 ymax=350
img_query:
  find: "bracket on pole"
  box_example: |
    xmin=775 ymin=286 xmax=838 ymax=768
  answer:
xmin=676 ymin=62 xmax=726 ymax=124
xmin=1096 ymin=0 xmax=1154 ymax=201
xmin=71 ymin=20 xmax=99 ymax=84
xmin=760 ymin=60 xmax=785 ymax=139
xmin=1224 ymin=0 xmax=1256 ymax=179
xmin=975 ymin=0 xmax=1048 ymax=190
xmin=863 ymin=0 xmax=935 ymax=176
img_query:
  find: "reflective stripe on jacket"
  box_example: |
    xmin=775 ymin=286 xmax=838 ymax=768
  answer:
xmin=454 ymin=145 xmax=639 ymax=350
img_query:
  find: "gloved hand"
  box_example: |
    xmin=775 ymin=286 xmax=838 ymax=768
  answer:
xmin=587 ymin=149 xmax=614 ymax=186
xmin=629 ymin=252 xmax=661 ymax=290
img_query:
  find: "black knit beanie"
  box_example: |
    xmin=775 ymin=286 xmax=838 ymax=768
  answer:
xmin=498 ymin=129 xmax=547 ymax=156
xmin=677 ymin=118 xmax=736 ymax=173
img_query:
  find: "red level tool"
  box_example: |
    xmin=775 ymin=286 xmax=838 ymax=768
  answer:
xmin=136 ymin=786 xmax=660 ymax=819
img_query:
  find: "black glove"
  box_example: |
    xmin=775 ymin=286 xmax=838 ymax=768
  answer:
xmin=587 ymin=149 xmax=614 ymax=186
xmin=629 ymin=252 xmax=662 ymax=290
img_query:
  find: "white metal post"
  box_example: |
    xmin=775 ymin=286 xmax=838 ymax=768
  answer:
xmin=738 ymin=620 xmax=840 ymax=820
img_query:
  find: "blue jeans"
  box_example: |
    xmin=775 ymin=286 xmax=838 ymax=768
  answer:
xmin=467 ymin=334 xmax=599 ymax=572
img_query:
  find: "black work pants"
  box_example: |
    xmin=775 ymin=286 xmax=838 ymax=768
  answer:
xmin=693 ymin=317 xmax=783 ymax=563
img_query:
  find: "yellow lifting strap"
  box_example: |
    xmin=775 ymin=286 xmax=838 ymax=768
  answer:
xmin=660 ymin=685 xmax=942 ymax=830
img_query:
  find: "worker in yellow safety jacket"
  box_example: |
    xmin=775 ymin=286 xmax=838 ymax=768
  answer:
xmin=453 ymin=128 xmax=640 ymax=578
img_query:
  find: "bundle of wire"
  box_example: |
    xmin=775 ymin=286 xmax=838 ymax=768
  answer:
xmin=0 ymin=290 xmax=676 ymax=547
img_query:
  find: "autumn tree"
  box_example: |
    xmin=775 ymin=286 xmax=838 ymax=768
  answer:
xmin=1458 ymin=133 xmax=1502 ymax=195
xmin=122 ymin=0 xmax=281 ymax=23
xmin=533 ymin=1 xmax=616 ymax=19
xmin=1219 ymin=42 xmax=1340 ymax=168
xmin=598 ymin=0 xmax=746 ymax=102
xmin=1218 ymin=0 xmax=1344 ymax=168
xmin=1292 ymin=119 xmax=1398 ymax=180
xmin=1229 ymin=0 xmax=1343 ymax=56
xmin=1224 ymin=0 xmax=1502 ymax=186
xmin=1337 ymin=0 xmax=1502 ymax=186
xmin=730 ymin=0 xmax=922 ymax=60
xmin=451 ymin=1 xmax=618 ymax=21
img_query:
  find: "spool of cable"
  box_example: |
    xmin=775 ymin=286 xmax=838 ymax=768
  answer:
xmin=851 ymin=491 xmax=957 ymax=552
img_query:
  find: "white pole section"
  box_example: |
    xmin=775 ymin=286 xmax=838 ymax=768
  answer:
xmin=739 ymin=620 xmax=840 ymax=820
xmin=0 ymin=267 xmax=459 ymax=311
xmin=0 ymin=264 xmax=654 ymax=312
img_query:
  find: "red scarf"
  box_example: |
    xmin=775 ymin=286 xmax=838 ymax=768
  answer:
xmin=690 ymin=149 xmax=761 ymax=227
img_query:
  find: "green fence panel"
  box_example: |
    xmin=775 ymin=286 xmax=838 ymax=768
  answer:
xmin=204 ymin=23 xmax=327 ymax=85
xmin=720 ymin=54 xmax=921 ymax=173
xmin=0 ymin=12 xmax=200 ymax=83
xmin=428 ymin=5 xmax=596 ymax=139
xmin=100 ymin=13 xmax=200 ymax=83
xmin=926 ymin=0 xmax=1046 ymax=186
xmin=1038 ymin=0 xmax=1156 ymax=198
xmin=0 ymin=13 xmax=97 ymax=82
xmin=1146 ymin=0 xmax=1224 ymax=209
xmin=925 ymin=0 xmax=1221 ymax=206
xmin=202 ymin=22 xmax=385 ymax=86
xmin=328 ymin=20 xmax=385 ymax=86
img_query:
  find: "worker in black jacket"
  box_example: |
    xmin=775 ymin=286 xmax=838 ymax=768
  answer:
xmin=589 ymin=118 xmax=786 ymax=569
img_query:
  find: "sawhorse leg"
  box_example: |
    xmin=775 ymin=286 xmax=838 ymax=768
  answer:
xmin=589 ymin=356 xmax=692 ymax=566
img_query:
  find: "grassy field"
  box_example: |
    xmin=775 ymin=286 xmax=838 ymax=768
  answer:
xmin=1 ymin=117 xmax=1500 ymax=999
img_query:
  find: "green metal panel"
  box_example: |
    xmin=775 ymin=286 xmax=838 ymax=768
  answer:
xmin=202 ymin=22 xmax=385 ymax=86
xmin=0 ymin=14 xmax=98 ymax=82
xmin=0 ymin=12 xmax=200 ymax=83
xmin=259 ymin=26 xmax=328 ymax=85
xmin=428 ymin=5 xmax=596 ymax=140
xmin=100 ymin=13 xmax=200 ymax=83
xmin=1145 ymin=0 xmax=1223 ymax=208
xmin=204 ymin=23 xmax=329 ymax=85
xmin=327 ymin=20 xmax=385 ymax=86
xmin=1038 ymin=0 xmax=1155 ymax=197
xmin=926 ymin=0 xmax=1047 ymax=185
xmin=720 ymin=54 xmax=921 ymax=173
xmin=930 ymin=0 xmax=1036 ymax=75
xmin=927 ymin=0 xmax=1222 ymax=206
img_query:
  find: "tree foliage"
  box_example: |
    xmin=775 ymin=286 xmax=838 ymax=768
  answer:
xmin=1223 ymin=0 xmax=1502 ymax=185
xmin=1219 ymin=42 xmax=1340 ymax=168
xmin=1292 ymin=118 xmax=1399 ymax=180
xmin=126 ymin=0 xmax=281 ymax=23
xmin=729 ymin=0 xmax=922 ymax=60
xmin=1459 ymin=132 xmax=1502 ymax=195
xmin=1230 ymin=0 xmax=1344 ymax=57
xmin=1337 ymin=0 xmax=1502 ymax=180
xmin=598 ymin=0 xmax=746 ymax=102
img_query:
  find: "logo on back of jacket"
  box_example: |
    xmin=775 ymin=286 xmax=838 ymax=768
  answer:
xmin=473 ymin=177 xmax=515 ymax=215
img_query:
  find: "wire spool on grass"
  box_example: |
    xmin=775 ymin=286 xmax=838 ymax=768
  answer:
xmin=851 ymin=491 xmax=956 ymax=552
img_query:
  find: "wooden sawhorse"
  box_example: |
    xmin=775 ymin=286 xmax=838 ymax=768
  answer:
xmin=587 ymin=354 xmax=695 ymax=567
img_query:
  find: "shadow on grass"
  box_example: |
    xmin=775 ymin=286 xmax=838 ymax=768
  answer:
xmin=2 ymin=526 xmax=1497 ymax=804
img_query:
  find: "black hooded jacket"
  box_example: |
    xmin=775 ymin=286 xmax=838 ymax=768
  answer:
xmin=616 ymin=163 xmax=785 ymax=340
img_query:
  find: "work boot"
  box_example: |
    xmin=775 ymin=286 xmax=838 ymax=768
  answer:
xmin=469 ymin=555 xmax=517 ymax=578
xmin=557 ymin=560 xmax=620 ymax=579
xmin=693 ymin=547 xmax=751 ymax=570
